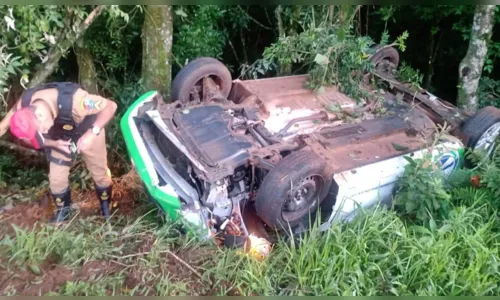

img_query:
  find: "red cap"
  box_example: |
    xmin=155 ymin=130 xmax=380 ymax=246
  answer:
xmin=9 ymin=108 xmax=43 ymax=149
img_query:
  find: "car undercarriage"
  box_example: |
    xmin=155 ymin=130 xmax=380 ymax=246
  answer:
xmin=121 ymin=50 xmax=500 ymax=246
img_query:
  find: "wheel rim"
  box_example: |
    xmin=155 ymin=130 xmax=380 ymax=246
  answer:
xmin=475 ymin=122 xmax=500 ymax=158
xmin=282 ymin=175 xmax=324 ymax=223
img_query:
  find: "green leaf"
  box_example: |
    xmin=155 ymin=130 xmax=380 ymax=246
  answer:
xmin=392 ymin=143 xmax=410 ymax=152
xmin=326 ymin=104 xmax=341 ymax=113
xmin=429 ymin=218 xmax=437 ymax=232
xmin=409 ymin=225 xmax=431 ymax=235
xmin=6 ymin=65 xmax=16 ymax=75
xmin=175 ymin=8 xmax=188 ymax=18
xmin=29 ymin=264 xmax=42 ymax=276
xmin=314 ymin=53 xmax=329 ymax=66
xmin=405 ymin=200 xmax=418 ymax=213
xmin=437 ymin=224 xmax=452 ymax=234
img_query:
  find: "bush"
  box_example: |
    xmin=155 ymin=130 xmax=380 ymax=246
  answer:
xmin=393 ymin=155 xmax=451 ymax=225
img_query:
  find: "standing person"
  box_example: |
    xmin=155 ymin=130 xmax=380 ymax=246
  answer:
xmin=8 ymin=82 xmax=118 ymax=223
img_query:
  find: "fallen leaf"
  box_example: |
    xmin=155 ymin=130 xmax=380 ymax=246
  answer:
xmin=392 ymin=143 xmax=409 ymax=151
xmin=28 ymin=264 xmax=42 ymax=276
xmin=327 ymin=104 xmax=341 ymax=113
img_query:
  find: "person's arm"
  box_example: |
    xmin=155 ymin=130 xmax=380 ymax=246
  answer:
xmin=42 ymin=138 xmax=72 ymax=154
xmin=74 ymin=92 xmax=118 ymax=153
xmin=77 ymin=93 xmax=118 ymax=129
xmin=88 ymin=95 xmax=118 ymax=129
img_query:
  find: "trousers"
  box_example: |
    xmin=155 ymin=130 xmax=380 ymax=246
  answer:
xmin=48 ymin=129 xmax=112 ymax=193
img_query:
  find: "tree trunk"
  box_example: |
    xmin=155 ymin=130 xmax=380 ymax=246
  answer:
xmin=365 ymin=6 xmax=369 ymax=35
xmin=424 ymin=36 xmax=436 ymax=90
xmin=275 ymin=5 xmax=284 ymax=38
xmin=75 ymin=36 xmax=98 ymax=94
xmin=424 ymin=28 xmax=444 ymax=90
xmin=288 ymin=5 xmax=301 ymax=36
xmin=338 ymin=5 xmax=348 ymax=27
xmin=457 ymin=5 xmax=496 ymax=112
xmin=141 ymin=5 xmax=173 ymax=99
xmin=275 ymin=5 xmax=291 ymax=76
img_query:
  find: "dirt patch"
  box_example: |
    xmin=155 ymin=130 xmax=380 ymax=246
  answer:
xmin=0 ymin=170 xmax=221 ymax=295
xmin=0 ymin=238 xmax=218 ymax=295
xmin=137 ymin=235 xmax=156 ymax=254
xmin=0 ymin=202 xmax=49 ymax=238
xmin=0 ymin=171 xmax=144 ymax=240
xmin=0 ymin=259 xmax=119 ymax=296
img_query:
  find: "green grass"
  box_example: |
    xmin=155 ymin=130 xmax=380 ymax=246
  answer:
xmin=1 ymin=148 xmax=499 ymax=295
xmin=206 ymin=203 xmax=499 ymax=296
xmin=3 ymin=193 xmax=498 ymax=296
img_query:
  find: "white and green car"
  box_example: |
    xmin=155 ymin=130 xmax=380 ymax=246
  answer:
xmin=120 ymin=48 xmax=500 ymax=245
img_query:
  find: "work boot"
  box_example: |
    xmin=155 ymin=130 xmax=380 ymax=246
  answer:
xmin=96 ymin=184 xmax=113 ymax=220
xmin=50 ymin=188 xmax=71 ymax=223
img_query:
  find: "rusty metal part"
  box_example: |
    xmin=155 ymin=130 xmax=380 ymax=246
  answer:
xmin=377 ymin=74 xmax=468 ymax=129
xmin=248 ymin=126 xmax=269 ymax=147
xmin=276 ymin=111 xmax=329 ymax=136
xmin=293 ymin=103 xmax=436 ymax=174
xmin=230 ymin=75 xmax=358 ymax=116
xmin=253 ymin=124 xmax=282 ymax=145
xmin=250 ymin=141 xmax=300 ymax=159
xmin=152 ymin=65 xmax=462 ymax=190
xmin=247 ymin=141 xmax=302 ymax=171
xmin=313 ymin=112 xmax=428 ymax=148
xmin=203 ymin=76 xmax=229 ymax=104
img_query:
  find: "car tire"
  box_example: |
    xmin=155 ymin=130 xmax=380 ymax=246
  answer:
xmin=461 ymin=106 xmax=500 ymax=166
xmin=171 ymin=57 xmax=232 ymax=105
xmin=255 ymin=150 xmax=333 ymax=232
xmin=369 ymin=45 xmax=400 ymax=75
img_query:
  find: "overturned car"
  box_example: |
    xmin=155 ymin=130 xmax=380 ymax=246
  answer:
xmin=120 ymin=49 xmax=500 ymax=244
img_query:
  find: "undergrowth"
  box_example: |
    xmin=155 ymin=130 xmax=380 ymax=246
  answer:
xmin=1 ymin=143 xmax=499 ymax=296
xmin=0 ymin=151 xmax=46 ymax=189
xmin=242 ymin=21 xmax=409 ymax=103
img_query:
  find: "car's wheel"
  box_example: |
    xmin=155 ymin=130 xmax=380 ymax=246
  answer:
xmin=255 ymin=150 xmax=333 ymax=232
xmin=369 ymin=45 xmax=400 ymax=76
xmin=461 ymin=106 xmax=500 ymax=166
xmin=171 ymin=57 xmax=232 ymax=106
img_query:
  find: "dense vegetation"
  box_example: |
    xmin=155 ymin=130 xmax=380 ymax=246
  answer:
xmin=0 ymin=5 xmax=499 ymax=296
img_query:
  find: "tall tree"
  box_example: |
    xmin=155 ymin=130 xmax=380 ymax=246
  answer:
xmin=75 ymin=36 xmax=98 ymax=94
xmin=457 ymin=5 xmax=496 ymax=112
xmin=141 ymin=5 xmax=173 ymax=98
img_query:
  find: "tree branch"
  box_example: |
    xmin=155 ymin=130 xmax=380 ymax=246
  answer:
xmin=228 ymin=39 xmax=241 ymax=65
xmin=0 ymin=140 xmax=44 ymax=158
xmin=238 ymin=5 xmax=272 ymax=30
xmin=329 ymin=5 xmax=334 ymax=25
xmin=28 ymin=5 xmax=105 ymax=88
xmin=0 ymin=109 xmax=15 ymax=138
xmin=0 ymin=5 xmax=105 ymax=138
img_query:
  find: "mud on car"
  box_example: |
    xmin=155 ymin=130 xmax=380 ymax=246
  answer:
xmin=120 ymin=47 xmax=500 ymax=245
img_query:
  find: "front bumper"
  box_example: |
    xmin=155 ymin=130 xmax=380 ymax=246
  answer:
xmin=120 ymin=91 xmax=209 ymax=233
